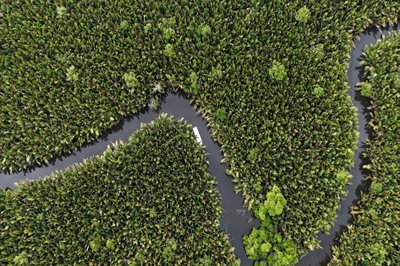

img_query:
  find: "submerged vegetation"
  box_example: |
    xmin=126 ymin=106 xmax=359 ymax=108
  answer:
xmin=1 ymin=0 xmax=400 ymax=264
xmin=331 ymin=32 xmax=400 ymax=266
xmin=0 ymin=116 xmax=237 ymax=264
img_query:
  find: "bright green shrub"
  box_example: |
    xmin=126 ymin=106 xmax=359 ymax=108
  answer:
xmin=309 ymin=44 xmax=325 ymax=61
xmin=13 ymin=252 xmax=28 ymax=266
xmin=295 ymin=6 xmax=311 ymax=23
xmin=248 ymin=148 xmax=261 ymax=163
xmin=265 ymin=186 xmax=287 ymax=216
xmin=255 ymin=186 xmax=287 ymax=218
xmin=336 ymin=170 xmax=351 ymax=186
xmin=312 ymin=85 xmax=324 ymax=98
xmin=106 ymin=239 xmax=116 ymax=251
xmin=56 ymin=6 xmax=67 ymax=19
xmin=123 ymin=72 xmax=139 ymax=88
xmin=120 ymin=20 xmax=129 ymax=30
xmin=198 ymin=24 xmax=212 ymax=37
xmin=164 ymin=43 xmax=175 ymax=57
xmin=162 ymin=27 xmax=175 ymax=40
xmin=189 ymin=71 xmax=200 ymax=94
xmin=209 ymin=64 xmax=223 ymax=81
xmin=268 ymin=60 xmax=287 ymax=81
xmin=361 ymin=82 xmax=374 ymax=98
xmin=244 ymin=187 xmax=296 ymax=265
xmin=215 ymin=107 xmax=227 ymax=121
xmin=66 ymin=65 xmax=79 ymax=82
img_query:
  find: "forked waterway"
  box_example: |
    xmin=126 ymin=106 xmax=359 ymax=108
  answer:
xmin=0 ymin=24 xmax=398 ymax=266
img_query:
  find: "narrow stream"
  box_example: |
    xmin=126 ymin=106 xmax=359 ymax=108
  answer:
xmin=1 ymin=24 xmax=398 ymax=266
xmin=297 ymin=23 xmax=400 ymax=266
xmin=0 ymin=91 xmax=259 ymax=265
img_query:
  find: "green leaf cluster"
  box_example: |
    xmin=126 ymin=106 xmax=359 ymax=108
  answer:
xmin=244 ymin=187 xmax=297 ymax=265
xmin=265 ymin=186 xmax=287 ymax=216
xmin=123 ymin=72 xmax=139 ymax=88
xmin=360 ymin=82 xmax=373 ymax=98
xmin=295 ymin=6 xmax=311 ymax=23
xmin=243 ymin=215 xmax=297 ymax=265
xmin=56 ymin=6 xmax=67 ymax=19
xmin=66 ymin=65 xmax=79 ymax=82
xmin=268 ymin=61 xmax=287 ymax=81
xmin=0 ymin=116 xmax=237 ymax=264
xmin=331 ymin=31 xmax=400 ymax=266
xmin=255 ymin=186 xmax=287 ymax=218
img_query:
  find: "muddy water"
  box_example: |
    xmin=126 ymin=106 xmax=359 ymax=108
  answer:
xmin=0 ymin=91 xmax=259 ymax=265
xmin=297 ymin=24 xmax=400 ymax=266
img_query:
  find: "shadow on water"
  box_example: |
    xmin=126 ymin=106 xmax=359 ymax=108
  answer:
xmin=297 ymin=23 xmax=399 ymax=266
xmin=0 ymin=91 xmax=259 ymax=265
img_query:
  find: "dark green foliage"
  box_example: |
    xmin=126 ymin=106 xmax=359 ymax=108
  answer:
xmin=0 ymin=116 xmax=237 ymax=264
xmin=1 ymin=0 xmax=224 ymax=172
xmin=2 ymin=0 xmax=400 ymax=261
xmin=331 ymin=32 xmax=400 ymax=266
xmin=215 ymin=108 xmax=227 ymax=121
xmin=197 ymin=1 xmax=399 ymax=256
xmin=309 ymin=44 xmax=325 ymax=62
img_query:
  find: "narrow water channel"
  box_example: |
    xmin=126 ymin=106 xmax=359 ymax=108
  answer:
xmin=1 ymin=24 xmax=398 ymax=266
xmin=0 ymin=91 xmax=259 ymax=265
xmin=297 ymin=23 xmax=399 ymax=266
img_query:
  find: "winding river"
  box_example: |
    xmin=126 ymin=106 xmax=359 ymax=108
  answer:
xmin=0 ymin=24 xmax=398 ymax=265
xmin=297 ymin=23 xmax=400 ymax=266
xmin=0 ymin=91 xmax=259 ymax=265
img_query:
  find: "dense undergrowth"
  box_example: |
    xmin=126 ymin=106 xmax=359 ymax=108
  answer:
xmin=196 ymin=1 xmax=399 ymax=259
xmin=330 ymin=32 xmax=400 ymax=266
xmin=1 ymin=0 xmax=400 ymax=263
xmin=0 ymin=116 xmax=238 ymax=265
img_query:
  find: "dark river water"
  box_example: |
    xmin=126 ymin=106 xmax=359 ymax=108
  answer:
xmin=297 ymin=23 xmax=400 ymax=266
xmin=0 ymin=91 xmax=259 ymax=265
xmin=0 ymin=24 xmax=398 ymax=266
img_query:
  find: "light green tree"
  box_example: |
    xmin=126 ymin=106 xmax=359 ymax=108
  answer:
xmin=268 ymin=61 xmax=287 ymax=81
xmin=295 ymin=6 xmax=311 ymax=23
